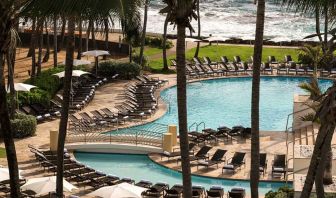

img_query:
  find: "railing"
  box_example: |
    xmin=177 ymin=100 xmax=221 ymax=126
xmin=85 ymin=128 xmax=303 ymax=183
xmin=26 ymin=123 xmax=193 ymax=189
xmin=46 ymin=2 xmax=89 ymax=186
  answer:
xmin=196 ymin=122 xmax=206 ymax=131
xmin=66 ymin=123 xmax=168 ymax=148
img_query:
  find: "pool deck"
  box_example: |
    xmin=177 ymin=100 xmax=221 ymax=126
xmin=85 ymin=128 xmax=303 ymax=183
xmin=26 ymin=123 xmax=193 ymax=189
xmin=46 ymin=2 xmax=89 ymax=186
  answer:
xmin=1 ymin=73 xmax=335 ymax=197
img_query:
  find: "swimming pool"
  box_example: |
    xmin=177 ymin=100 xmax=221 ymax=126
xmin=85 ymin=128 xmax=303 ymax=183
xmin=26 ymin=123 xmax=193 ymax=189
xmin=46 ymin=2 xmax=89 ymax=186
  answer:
xmin=120 ymin=76 xmax=332 ymax=132
xmin=75 ymin=152 xmax=289 ymax=195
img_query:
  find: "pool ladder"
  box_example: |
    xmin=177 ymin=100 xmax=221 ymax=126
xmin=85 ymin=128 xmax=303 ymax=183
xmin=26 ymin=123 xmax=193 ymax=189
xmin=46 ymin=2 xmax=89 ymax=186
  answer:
xmin=188 ymin=121 xmax=206 ymax=132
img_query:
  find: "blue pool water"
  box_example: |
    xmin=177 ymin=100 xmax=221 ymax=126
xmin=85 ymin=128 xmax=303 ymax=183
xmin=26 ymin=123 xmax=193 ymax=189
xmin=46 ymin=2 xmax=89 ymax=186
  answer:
xmin=128 ymin=77 xmax=332 ymax=132
xmin=75 ymin=152 xmax=289 ymax=195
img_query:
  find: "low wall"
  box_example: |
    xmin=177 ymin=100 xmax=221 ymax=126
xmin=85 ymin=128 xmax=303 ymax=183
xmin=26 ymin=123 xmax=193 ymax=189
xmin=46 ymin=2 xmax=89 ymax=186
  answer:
xmin=66 ymin=142 xmax=162 ymax=154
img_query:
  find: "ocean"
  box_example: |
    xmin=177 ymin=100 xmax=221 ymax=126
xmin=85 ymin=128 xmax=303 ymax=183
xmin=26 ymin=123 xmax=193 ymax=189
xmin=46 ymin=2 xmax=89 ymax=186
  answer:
xmin=145 ymin=0 xmax=319 ymax=41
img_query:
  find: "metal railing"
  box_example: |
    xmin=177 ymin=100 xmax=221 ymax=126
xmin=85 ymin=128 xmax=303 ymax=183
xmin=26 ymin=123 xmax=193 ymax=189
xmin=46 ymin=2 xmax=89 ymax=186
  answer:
xmin=66 ymin=123 xmax=168 ymax=148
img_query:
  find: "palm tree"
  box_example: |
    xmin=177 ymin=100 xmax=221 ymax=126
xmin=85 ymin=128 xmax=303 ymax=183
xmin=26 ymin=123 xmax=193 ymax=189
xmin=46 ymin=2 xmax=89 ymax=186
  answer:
xmin=139 ymin=0 xmax=149 ymax=66
xmin=36 ymin=18 xmax=44 ymax=76
xmin=43 ymin=20 xmax=50 ymax=63
xmin=0 ymin=1 xmax=33 ymax=196
xmin=77 ymin=18 xmax=83 ymax=60
xmin=58 ymin=16 xmax=66 ymax=52
xmin=53 ymin=15 xmax=58 ymax=67
xmin=194 ymin=0 xmax=201 ymax=58
xmin=162 ymin=12 xmax=170 ymax=71
xmin=300 ymin=44 xmax=324 ymax=75
xmin=299 ymin=82 xmax=336 ymax=198
xmin=250 ymin=0 xmax=266 ymax=197
xmin=160 ymin=1 xmax=197 ymax=197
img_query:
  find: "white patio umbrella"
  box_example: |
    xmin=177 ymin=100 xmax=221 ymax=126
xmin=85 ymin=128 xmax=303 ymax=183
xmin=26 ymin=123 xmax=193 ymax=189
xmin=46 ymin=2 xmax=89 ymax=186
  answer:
xmin=21 ymin=176 xmax=77 ymax=196
xmin=62 ymin=59 xmax=91 ymax=66
xmin=53 ymin=70 xmax=90 ymax=78
xmin=88 ymin=182 xmax=147 ymax=198
xmin=185 ymin=37 xmax=202 ymax=51
xmin=7 ymin=83 xmax=36 ymax=92
xmin=82 ymin=50 xmax=110 ymax=75
xmin=0 ymin=168 xmax=23 ymax=182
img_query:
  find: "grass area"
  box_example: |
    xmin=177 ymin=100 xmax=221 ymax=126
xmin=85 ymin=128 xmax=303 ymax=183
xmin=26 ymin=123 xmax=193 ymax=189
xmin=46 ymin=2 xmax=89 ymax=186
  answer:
xmin=134 ymin=47 xmax=163 ymax=57
xmin=148 ymin=45 xmax=300 ymax=72
xmin=0 ymin=147 xmax=6 ymax=158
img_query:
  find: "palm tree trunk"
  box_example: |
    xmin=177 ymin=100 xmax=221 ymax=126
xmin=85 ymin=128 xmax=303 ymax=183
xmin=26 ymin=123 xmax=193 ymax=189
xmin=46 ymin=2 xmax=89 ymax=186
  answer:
xmin=103 ymin=18 xmax=109 ymax=60
xmin=43 ymin=21 xmax=50 ymax=63
xmin=55 ymin=17 xmax=75 ymax=198
xmin=86 ymin=20 xmax=92 ymax=51
xmin=250 ymin=0 xmax=265 ymax=197
xmin=176 ymin=1 xmax=192 ymax=196
xmin=53 ymin=15 xmax=58 ymax=67
xmin=77 ymin=19 xmax=83 ymax=60
xmin=323 ymin=3 xmax=328 ymax=52
xmin=6 ymin=52 xmax=16 ymax=118
xmin=300 ymin=122 xmax=336 ymax=198
xmin=139 ymin=0 xmax=149 ymax=66
xmin=162 ymin=13 xmax=169 ymax=71
xmin=323 ymin=147 xmax=333 ymax=185
xmin=36 ymin=18 xmax=44 ymax=76
xmin=315 ymin=5 xmax=323 ymax=44
xmin=0 ymin=51 xmax=21 ymax=198
xmin=91 ymin=21 xmax=96 ymax=50
xmin=194 ymin=0 xmax=201 ymax=58
xmin=31 ymin=20 xmax=37 ymax=83
xmin=58 ymin=16 xmax=66 ymax=52
xmin=27 ymin=18 xmax=36 ymax=57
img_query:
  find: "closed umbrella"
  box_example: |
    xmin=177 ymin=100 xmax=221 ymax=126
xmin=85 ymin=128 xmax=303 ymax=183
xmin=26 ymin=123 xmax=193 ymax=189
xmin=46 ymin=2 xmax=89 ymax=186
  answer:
xmin=21 ymin=176 xmax=77 ymax=196
xmin=88 ymin=182 xmax=147 ymax=198
xmin=82 ymin=50 xmax=110 ymax=75
xmin=0 ymin=168 xmax=23 ymax=182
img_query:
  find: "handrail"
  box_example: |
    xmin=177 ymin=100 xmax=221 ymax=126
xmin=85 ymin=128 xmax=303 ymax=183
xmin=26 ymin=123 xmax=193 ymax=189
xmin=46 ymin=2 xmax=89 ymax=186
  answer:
xmin=196 ymin=122 xmax=206 ymax=132
xmin=188 ymin=122 xmax=198 ymax=131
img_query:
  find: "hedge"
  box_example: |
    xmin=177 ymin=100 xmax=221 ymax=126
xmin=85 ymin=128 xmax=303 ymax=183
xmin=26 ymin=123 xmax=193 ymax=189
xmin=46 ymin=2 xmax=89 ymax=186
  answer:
xmin=98 ymin=61 xmax=141 ymax=79
xmin=145 ymin=36 xmax=174 ymax=49
xmin=10 ymin=113 xmax=37 ymax=138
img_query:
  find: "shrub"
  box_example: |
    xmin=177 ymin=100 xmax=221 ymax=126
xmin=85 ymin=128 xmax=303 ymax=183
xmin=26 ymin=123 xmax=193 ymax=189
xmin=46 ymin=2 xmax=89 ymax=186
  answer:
xmin=298 ymin=52 xmax=313 ymax=65
xmin=145 ymin=36 xmax=174 ymax=49
xmin=265 ymin=186 xmax=294 ymax=198
xmin=10 ymin=113 xmax=37 ymax=138
xmin=98 ymin=61 xmax=141 ymax=79
xmin=18 ymin=88 xmax=51 ymax=106
xmin=132 ymin=53 xmax=149 ymax=67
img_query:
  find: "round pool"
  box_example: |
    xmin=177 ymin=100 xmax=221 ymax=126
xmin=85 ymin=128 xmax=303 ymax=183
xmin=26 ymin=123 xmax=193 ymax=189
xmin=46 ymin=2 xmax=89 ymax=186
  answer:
xmin=149 ymin=76 xmax=332 ymax=131
xmin=75 ymin=152 xmax=289 ymax=195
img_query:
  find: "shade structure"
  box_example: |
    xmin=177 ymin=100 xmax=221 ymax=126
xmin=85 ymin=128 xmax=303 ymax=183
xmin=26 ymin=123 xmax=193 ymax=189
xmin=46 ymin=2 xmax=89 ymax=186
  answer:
xmin=0 ymin=168 xmax=23 ymax=182
xmin=88 ymin=182 xmax=147 ymax=198
xmin=204 ymin=36 xmax=229 ymax=42
xmin=62 ymin=59 xmax=91 ymax=66
xmin=9 ymin=83 xmax=36 ymax=92
xmin=21 ymin=176 xmax=77 ymax=196
xmin=53 ymin=70 xmax=90 ymax=78
xmin=82 ymin=50 xmax=110 ymax=75
xmin=185 ymin=37 xmax=202 ymax=42
xmin=82 ymin=50 xmax=110 ymax=57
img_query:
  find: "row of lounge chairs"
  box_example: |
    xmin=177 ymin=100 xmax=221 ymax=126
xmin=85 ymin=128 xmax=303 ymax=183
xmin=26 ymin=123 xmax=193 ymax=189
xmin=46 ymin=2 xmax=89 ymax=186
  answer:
xmin=188 ymin=126 xmax=251 ymax=144
xmin=68 ymin=75 xmax=166 ymax=131
xmin=26 ymin=145 xmax=246 ymax=198
xmin=137 ymin=181 xmax=246 ymax=198
xmin=172 ymin=55 xmax=336 ymax=78
xmin=161 ymin=145 xmax=287 ymax=178
xmin=19 ymin=103 xmax=61 ymax=123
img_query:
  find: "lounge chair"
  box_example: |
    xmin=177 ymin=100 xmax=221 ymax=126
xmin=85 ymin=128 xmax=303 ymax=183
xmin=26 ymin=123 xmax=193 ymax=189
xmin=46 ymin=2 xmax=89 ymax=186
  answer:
xmin=276 ymin=63 xmax=287 ymax=75
xmin=165 ymin=184 xmax=183 ymax=198
xmin=222 ymin=152 xmax=246 ymax=173
xmin=284 ymin=55 xmax=294 ymax=67
xmin=228 ymin=188 xmax=246 ymax=198
xmin=233 ymin=56 xmax=244 ymax=67
xmin=161 ymin=143 xmax=196 ymax=161
xmin=135 ymin=180 xmax=153 ymax=188
xmin=177 ymin=146 xmax=212 ymax=164
xmin=171 ymin=59 xmax=177 ymax=67
xmin=204 ymin=57 xmax=218 ymax=67
xmin=261 ymin=62 xmax=273 ymax=74
xmin=259 ymin=153 xmax=267 ymax=176
xmin=206 ymin=186 xmax=224 ymax=198
xmin=197 ymin=149 xmax=227 ymax=169
xmin=272 ymin=154 xmax=286 ymax=178
xmin=192 ymin=185 xmax=205 ymax=198
xmin=288 ymin=62 xmax=298 ymax=75
xmin=143 ymin=182 xmax=169 ymax=197
xmin=268 ymin=56 xmax=279 ymax=67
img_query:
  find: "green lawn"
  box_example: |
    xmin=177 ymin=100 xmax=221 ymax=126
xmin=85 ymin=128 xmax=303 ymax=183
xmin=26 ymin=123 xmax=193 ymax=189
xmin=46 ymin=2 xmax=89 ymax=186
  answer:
xmin=0 ymin=147 xmax=6 ymax=158
xmin=148 ymin=45 xmax=300 ymax=72
xmin=134 ymin=47 xmax=163 ymax=57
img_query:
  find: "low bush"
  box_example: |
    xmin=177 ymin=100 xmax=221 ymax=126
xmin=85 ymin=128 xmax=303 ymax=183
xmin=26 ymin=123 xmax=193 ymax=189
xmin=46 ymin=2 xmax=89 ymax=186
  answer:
xmin=18 ymin=88 xmax=51 ymax=106
xmin=145 ymin=36 xmax=174 ymax=49
xmin=132 ymin=53 xmax=149 ymax=67
xmin=298 ymin=52 xmax=313 ymax=65
xmin=265 ymin=186 xmax=294 ymax=198
xmin=10 ymin=113 xmax=37 ymax=138
xmin=98 ymin=61 xmax=141 ymax=79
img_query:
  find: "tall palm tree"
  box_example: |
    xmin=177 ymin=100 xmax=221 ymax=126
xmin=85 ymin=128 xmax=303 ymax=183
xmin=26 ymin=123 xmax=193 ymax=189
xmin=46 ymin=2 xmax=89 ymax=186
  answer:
xmin=0 ymin=1 xmax=33 ymax=196
xmin=162 ymin=12 xmax=170 ymax=71
xmin=36 ymin=18 xmax=44 ymax=75
xmin=160 ymin=1 xmax=197 ymax=197
xmin=77 ymin=18 xmax=83 ymax=60
xmin=139 ymin=0 xmax=149 ymax=66
xmin=53 ymin=15 xmax=58 ymax=67
xmin=194 ymin=0 xmax=201 ymax=58
xmin=43 ymin=20 xmax=50 ymax=63
xmin=250 ymin=0 xmax=266 ymax=197
xmin=299 ymin=82 xmax=336 ymax=198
